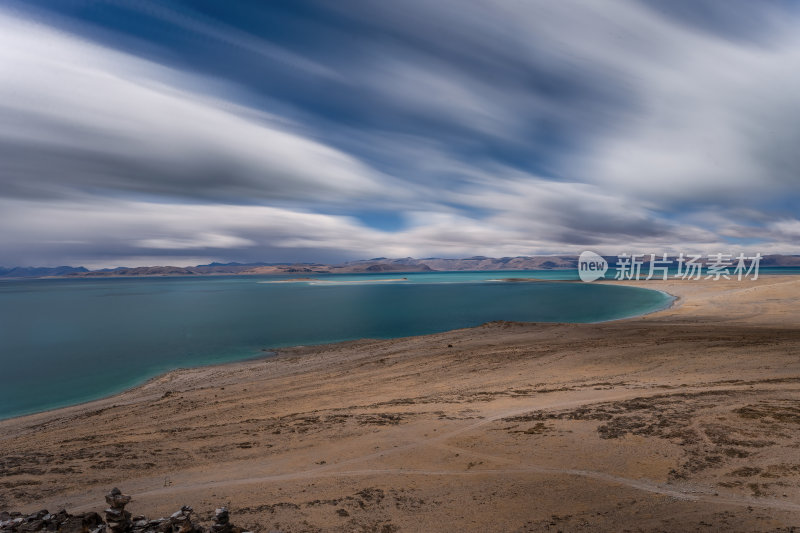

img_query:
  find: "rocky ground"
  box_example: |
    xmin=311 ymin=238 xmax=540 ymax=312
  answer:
xmin=1 ymin=276 xmax=800 ymax=532
xmin=0 ymin=487 xmax=248 ymax=533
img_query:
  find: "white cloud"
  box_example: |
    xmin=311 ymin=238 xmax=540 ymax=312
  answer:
xmin=0 ymin=2 xmax=798 ymax=267
xmin=136 ymin=234 xmax=257 ymax=250
xmin=0 ymin=9 xmax=393 ymax=204
xmin=547 ymin=1 xmax=800 ymax=206
xmin=3 ymin=195 xmax=791 ymax=268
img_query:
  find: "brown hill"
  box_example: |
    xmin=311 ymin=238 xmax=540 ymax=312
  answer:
xmin=42 ymin=253 xmax=800 ymax=279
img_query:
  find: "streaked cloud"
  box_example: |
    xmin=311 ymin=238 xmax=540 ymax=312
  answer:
xmin=0 ymin=10 xmax=394 ymax=206
xmin=1 ymin=1 xmax=799 ymax=267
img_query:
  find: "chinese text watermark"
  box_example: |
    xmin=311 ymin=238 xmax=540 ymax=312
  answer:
xmin=578 ymin=252 xmax=761 ymax=283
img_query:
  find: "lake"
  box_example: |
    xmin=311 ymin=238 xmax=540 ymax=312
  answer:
xmin=0 ymin=271 xmax=672 ymax=419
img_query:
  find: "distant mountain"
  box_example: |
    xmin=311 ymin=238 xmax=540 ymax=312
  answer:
xmin=191 ymin=263 xmax=269 ymax=274
xmin=49 ymin=255 xmax=580 ymax=277
xmin=395 ymin=256 xmax=579 ymax=271
xmin=76 ymin=266 xmax=198 ymax=277
xmin=760 ymin=254 xmax=800 ymax=266
xmin=338 ymin=255 xmax=579 ymax=271
xmin=0 ymin=266 xmax=88 ymax=278
xmin=4 ymin=254 xmax=800 ymax=279
xmin=67 ymin=262 xmax=310 ymax=277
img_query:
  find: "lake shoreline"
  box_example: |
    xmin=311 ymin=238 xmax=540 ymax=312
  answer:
xmin=2 ymin=276 xmax=800 ymax=532
xmin=0 ymin=280 xmax=674 ymax=423
xmin=0 ymin=275 xmax=671 ymax=421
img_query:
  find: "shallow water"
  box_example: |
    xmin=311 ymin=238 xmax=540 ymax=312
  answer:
xmin=0 ymin=271 xmax=672 ymax=419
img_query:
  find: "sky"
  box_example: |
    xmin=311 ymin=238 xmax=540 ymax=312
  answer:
xmin=1 ymin=0 xmax=799 ymax=268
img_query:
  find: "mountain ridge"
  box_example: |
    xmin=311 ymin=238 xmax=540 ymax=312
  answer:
xmin=1 ymin=254 xmax=799 ymax=278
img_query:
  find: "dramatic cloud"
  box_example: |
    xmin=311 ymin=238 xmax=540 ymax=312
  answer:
xmin=1 ymin=1 xmax=799 ymax=267
xmin=0 ymin=10 xmax=397 ymax=205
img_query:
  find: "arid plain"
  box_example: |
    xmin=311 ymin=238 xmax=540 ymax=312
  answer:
xmin=2 ymin=276 xmax=800 ymax=532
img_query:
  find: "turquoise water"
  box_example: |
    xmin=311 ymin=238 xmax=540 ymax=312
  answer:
xmin=0 ymin=271 xmax=672 ymax=419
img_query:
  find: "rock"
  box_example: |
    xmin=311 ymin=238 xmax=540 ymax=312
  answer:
xmin=157 ymin=506 xmax=203 ymax=533
xmin=105 ymin=489 xmax=132 ymax=510
xmin=17 ymin=520 xmax=44 ymax=533
xmin=1 ymin=489 xmax=249 ymax=533
xmin=57 ymin=512 xmax=104 ymax=533
xmin=211 ymin=506 xmax=246 ymax=533
xmin=57 ymin=517 xmax=84 ymax=533
xmin=104 ymin=489 xmax=132 ymax=533
xmin=213 ymin=509 xmax=229 ymax=525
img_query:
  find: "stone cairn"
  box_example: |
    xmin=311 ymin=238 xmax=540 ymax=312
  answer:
xmin=0 ymin=489 xmax=249 ymax=533
xmin=104 ymin=488 xmax=132 ymax=532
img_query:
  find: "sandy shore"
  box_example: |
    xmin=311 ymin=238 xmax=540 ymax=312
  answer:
xmin=2 ymin=276 xmax=800 ymax=532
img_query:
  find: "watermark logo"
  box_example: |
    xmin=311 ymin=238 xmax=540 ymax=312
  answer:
xmin=577 ymin=252 xmax=762 ymax=282
xmin=578 ymin=250 xmax=608 ymax=282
